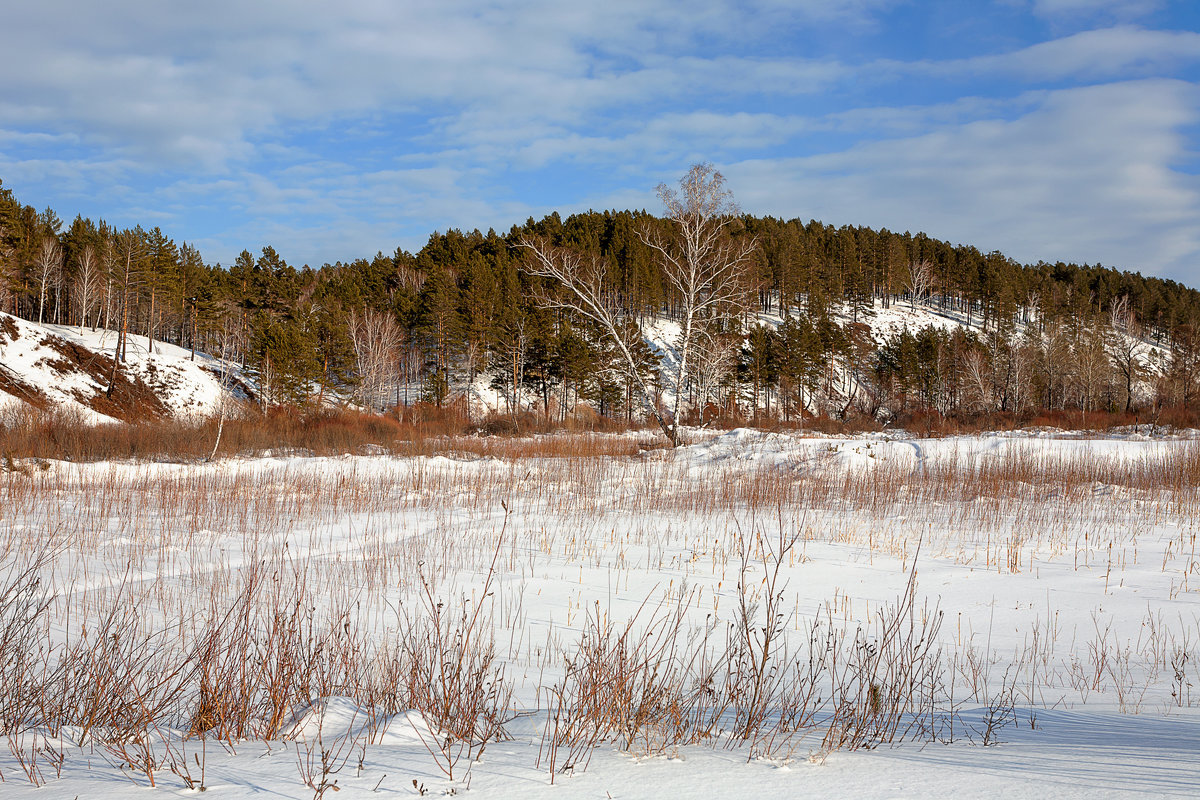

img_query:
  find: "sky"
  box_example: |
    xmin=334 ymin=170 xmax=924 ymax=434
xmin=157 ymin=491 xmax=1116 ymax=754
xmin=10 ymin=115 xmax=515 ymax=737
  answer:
xmin=1 ymin=0 xmax=1199 ymax=285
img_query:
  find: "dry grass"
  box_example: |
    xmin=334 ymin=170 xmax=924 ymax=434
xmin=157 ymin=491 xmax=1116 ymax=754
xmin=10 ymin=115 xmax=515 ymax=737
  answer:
xmin=1 ymin=430 xmax=1198 ymax=790
xmin=0 ymin=404 xmax=667 ymax=464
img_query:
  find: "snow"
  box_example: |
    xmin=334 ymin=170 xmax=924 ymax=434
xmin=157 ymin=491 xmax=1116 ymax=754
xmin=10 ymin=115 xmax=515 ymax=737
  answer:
xmin=852 ymin=300 xmax=981 ymax=339
xmin=13 ymin=716 xmax=1196 ymax=799
xmin=0 ymin=312 xmax=115 ymax=423
xmin=40 ymin=320 xmax=232 ymax=417
xmin=0 ymin=311 xmax=240 ymax=422
xmin=2 ymin=429 xmax=1199 ymax=797
xmin=1 ymin=296 xmax=1171 ymax=422
xmin=639 ymin=316 xmax=683 ymax=413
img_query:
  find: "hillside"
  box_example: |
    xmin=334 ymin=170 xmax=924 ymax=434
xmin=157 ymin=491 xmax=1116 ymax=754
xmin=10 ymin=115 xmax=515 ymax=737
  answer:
xmin=1 ymin=300 xmax=1169 ymax=427
xmin=5 ymin=176 xmax=1200 ymax=427
xmin=0 ymin=311 xmax=246 ymax=424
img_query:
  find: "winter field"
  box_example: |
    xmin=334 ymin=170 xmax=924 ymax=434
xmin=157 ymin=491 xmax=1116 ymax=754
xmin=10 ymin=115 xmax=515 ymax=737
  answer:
xmin=1 ymin=429 xmax=1199 ymax=798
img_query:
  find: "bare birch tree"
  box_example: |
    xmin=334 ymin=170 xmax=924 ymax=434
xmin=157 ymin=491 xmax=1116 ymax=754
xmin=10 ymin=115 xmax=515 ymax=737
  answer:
xmin=963 ymin=349 xmax=993 ymax=413
xmin=349 ymin=308 xmax=404 ymax=411
xmin=522 ymin=165 xmax=755 ymax=444
xmin=208 ymin=313 xmax=247 ymax=461
xmin=1033 ymin=317 xmax=1070 ymax=409
xmin=34 ymin=236 xmax=62 ymax=324
xmin=691 ymin=329 xmax=738 ymax=414
xmin=1070 ymin=317 xmax=1111 ymax=412
xmin=638 ymin=164 xmax=756 ymax=441
xmin=73 ymin=245 xmax=103 ymax=332
xmin=112 ymin=229 xmax=144 ymax=363
xmin=905 ymin=259 xmax=935 ymax=311
xmin=498 ymin=317 xmax=528 ymax=415
xmin=1164 ymin=322 xmax=1200 ymax=409
xmin=1107 ymin=295 xmax=1146 ymax=412
xmin=519 ymin=238 xmax=674 ymax=440
xmin=1006 ymin=335 xmax=1034 ymax=412
xmin=105 ymin=229 xmax=144 ymax=398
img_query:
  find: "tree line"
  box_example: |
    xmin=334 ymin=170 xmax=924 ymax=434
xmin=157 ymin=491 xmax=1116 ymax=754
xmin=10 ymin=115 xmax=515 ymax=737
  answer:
xmin=2 ymin=173 xmax=1199 ymax=427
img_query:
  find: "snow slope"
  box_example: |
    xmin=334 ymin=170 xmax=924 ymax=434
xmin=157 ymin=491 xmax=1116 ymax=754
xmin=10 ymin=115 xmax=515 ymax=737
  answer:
xmin=0 ymin=298 xmax=1174 ymax=422
xmin=0 ymin=311 xmax=241 ymax=422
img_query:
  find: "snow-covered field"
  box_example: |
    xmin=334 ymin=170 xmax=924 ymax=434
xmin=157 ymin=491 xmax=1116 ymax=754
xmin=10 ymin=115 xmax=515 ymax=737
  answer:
xmin=2 ymin=429 xmax=1199 ymax=798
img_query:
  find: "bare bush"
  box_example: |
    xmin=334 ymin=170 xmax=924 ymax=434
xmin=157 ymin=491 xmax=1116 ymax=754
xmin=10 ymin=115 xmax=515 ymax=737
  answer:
xmin=400 ymin=516 xmax=514 ymax=783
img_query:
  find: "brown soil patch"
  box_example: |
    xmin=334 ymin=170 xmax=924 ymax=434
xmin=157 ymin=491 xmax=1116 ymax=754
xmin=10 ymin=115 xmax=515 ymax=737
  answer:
xmin=0 ymin=366 xmax=51 ymax=411
xmin=0 ymin=314 xmax=17 ymax=342
xmin=38 ymin=335 xmax=171 ymax=422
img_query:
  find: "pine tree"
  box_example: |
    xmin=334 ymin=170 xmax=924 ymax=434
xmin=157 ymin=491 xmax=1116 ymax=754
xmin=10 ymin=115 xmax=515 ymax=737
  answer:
xmin=417 ymin=261 xmax=461 ymax=407
xmin=143 ymin=227 xmax=179 ymax=353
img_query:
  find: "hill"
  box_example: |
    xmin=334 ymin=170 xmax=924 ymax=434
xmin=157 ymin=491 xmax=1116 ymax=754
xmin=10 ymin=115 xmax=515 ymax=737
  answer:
xmin=3 ymin=178 xmax=1198 ymax=428
xmin=0 ymin=298 xmax=1170 ymax=430
xmin=0 ymin=311 xmax=246 ymax=424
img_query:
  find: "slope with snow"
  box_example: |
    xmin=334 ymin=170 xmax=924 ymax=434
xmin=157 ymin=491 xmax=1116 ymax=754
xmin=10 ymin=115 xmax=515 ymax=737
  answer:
xmin=0 ymin=311 xmax=241 ymax=422
xmin=0 ymin=298 xmax=1174 ymax=422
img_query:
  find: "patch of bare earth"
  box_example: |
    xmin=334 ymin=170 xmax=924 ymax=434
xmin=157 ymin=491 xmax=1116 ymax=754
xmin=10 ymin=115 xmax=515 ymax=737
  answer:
xmin=38 ymin=335 xmax=171 ymax=422
xmin=0 ymin=367 xmax=51 ymax=411
xmin=0 ymin=314 xmax=17 ymax=342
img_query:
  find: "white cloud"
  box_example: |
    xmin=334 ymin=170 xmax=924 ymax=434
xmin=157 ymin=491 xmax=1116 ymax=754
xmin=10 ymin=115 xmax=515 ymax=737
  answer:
xmin=866 ymin=26 xmax=1200 ymax=91
xmin=726 ymin=79 xmax=1200 ymax=282
xmin=3 ymin=1 xmax=1198 ymax=284
xmin=0 ymin=0 xmax=854 ymax=171
xmin=932 ymin=26 xmax=1200 ymax=82
xmin=1028 ymin=0 xmax=1162 ymax=22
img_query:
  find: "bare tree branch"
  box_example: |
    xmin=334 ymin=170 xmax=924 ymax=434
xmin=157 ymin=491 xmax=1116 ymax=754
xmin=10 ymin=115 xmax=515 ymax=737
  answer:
xmin=520 ymin=165 xmax=757 ymax=445
xmin=34 ymin=237 xmax=62 ymax=325
xmin=905 ymin=259 xmax=935 ymax=311
xmin=74 ymin=245 xmax=103 ymax=332
xmin=349 ymin=308 xmax=404 ymax=412
xmin=518 ymin=236 xmax=673 ymax=441
xmin=638 ymin=164 xmax=756 ymax=442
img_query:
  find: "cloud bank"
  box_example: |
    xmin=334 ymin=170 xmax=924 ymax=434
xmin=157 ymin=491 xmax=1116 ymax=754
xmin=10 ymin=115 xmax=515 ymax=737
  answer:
xmin=0 ymin=1 xmax=1197 ymax=284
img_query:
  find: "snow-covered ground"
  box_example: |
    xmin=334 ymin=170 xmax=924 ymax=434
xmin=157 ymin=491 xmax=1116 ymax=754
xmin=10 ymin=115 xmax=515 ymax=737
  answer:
xmin=0 ymin=311 xmax=239 ymax=422
xmin=2 ymin=428 xmax=1198 ymax=797
xmin=40 ymin=320 xmax=233 ymax=417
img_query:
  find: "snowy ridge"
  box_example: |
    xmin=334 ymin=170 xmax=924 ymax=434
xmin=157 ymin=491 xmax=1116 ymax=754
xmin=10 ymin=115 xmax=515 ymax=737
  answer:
xmin=732 ymin=298 xmax=1170 ymax=415
xmin=0 ymin=311 xmax=239 ymax=423
xmin=0 ymin=298 xmax=1173 ymax=423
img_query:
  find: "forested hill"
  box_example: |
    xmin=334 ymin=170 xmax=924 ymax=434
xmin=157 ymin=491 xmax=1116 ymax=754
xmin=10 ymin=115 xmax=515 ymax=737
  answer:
xmin=2 ymin=176 xmax=1199 ymax=423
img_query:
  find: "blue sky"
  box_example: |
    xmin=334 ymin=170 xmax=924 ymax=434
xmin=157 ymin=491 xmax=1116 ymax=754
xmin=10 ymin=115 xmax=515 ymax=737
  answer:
xmin=2 ymin=0 xmax=1199 ymax=284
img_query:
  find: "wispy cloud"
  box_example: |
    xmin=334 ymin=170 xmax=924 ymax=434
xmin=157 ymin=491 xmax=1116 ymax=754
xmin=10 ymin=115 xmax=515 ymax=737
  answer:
xmin=1026 ymin=0 xmax=1164 ymax=23
xmin=905 ymin=26 xmax=1200 ymax=83
xmin=727 ymin=79 xmax=1200 ymax=281
xmin=1 ymin=1 xmax=1198 ymax=282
